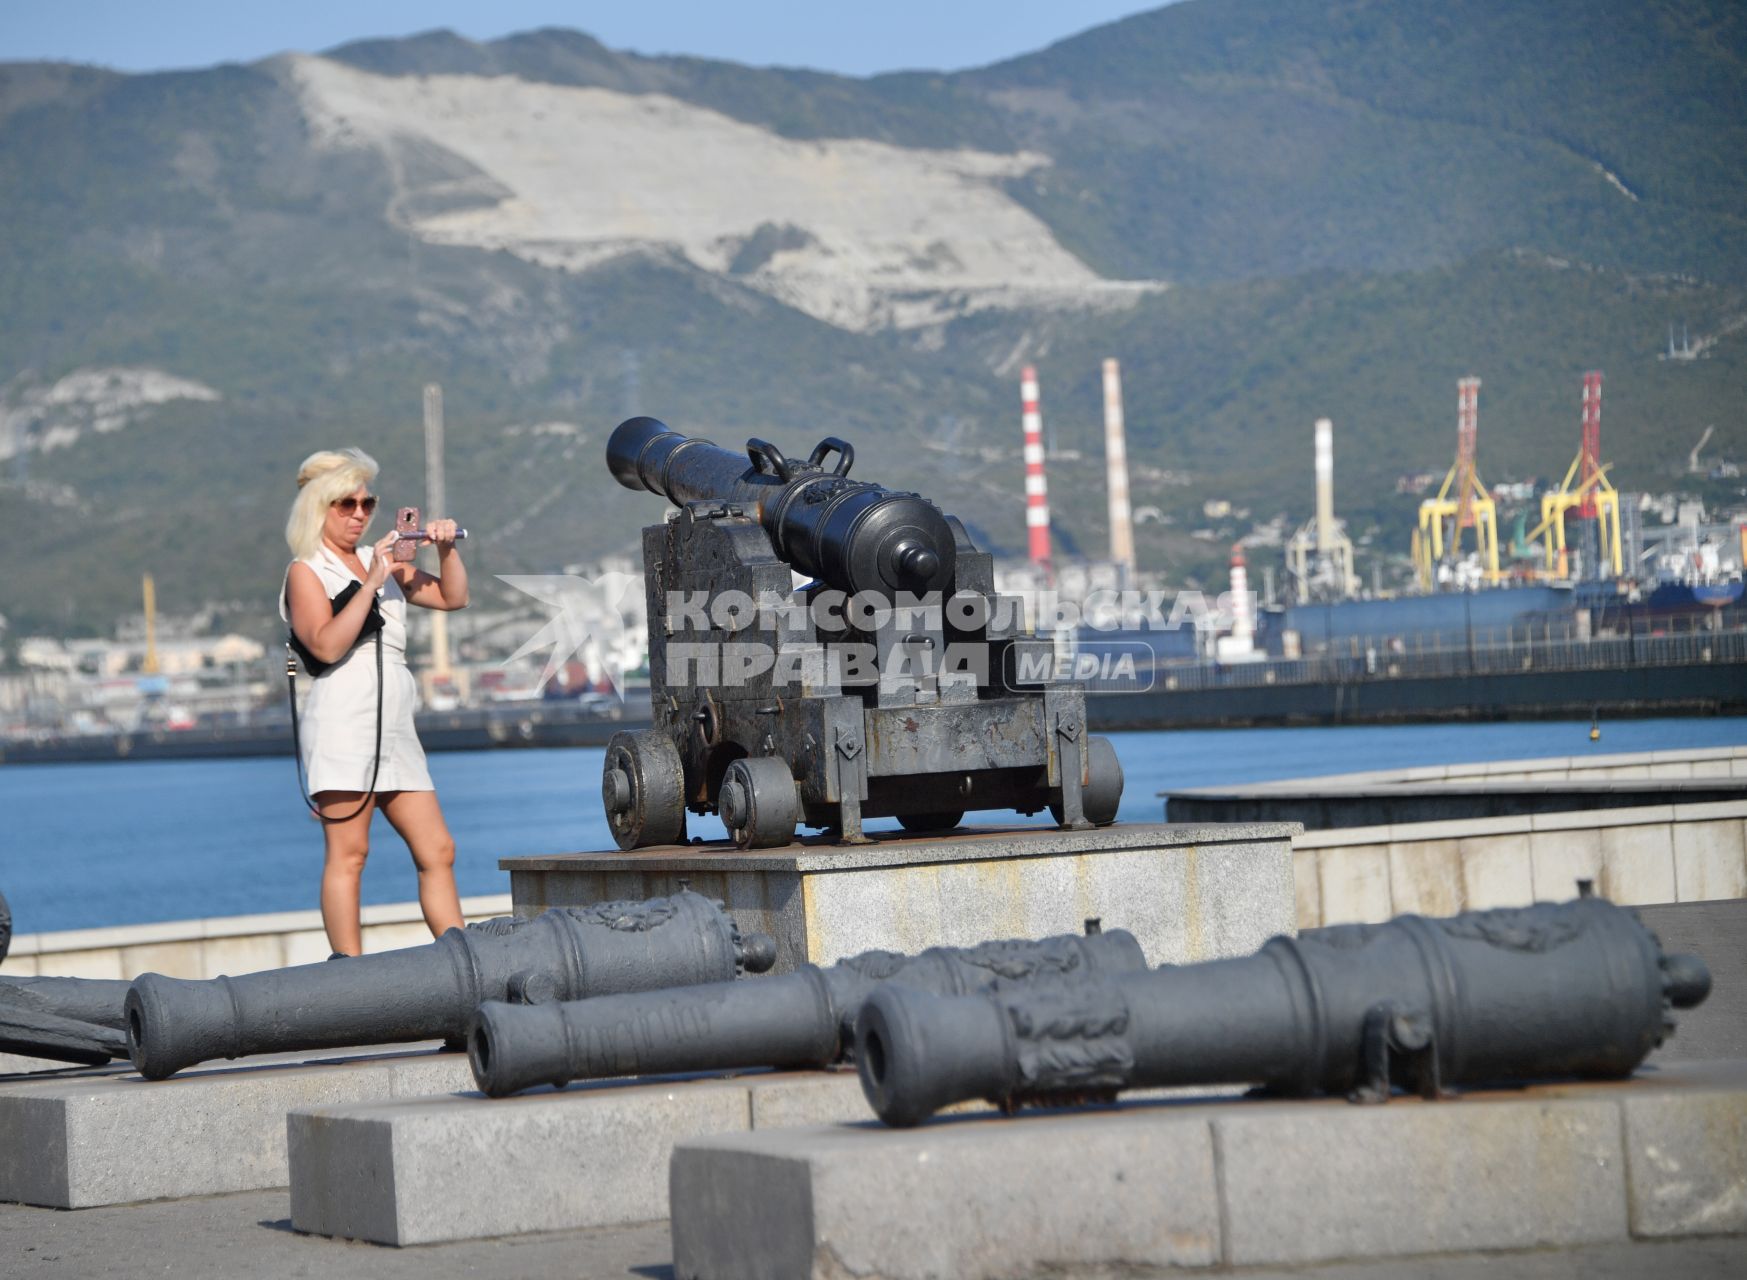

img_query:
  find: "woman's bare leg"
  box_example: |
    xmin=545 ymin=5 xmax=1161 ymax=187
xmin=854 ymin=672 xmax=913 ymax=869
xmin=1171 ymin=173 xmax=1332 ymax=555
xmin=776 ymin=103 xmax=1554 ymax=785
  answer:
xmin=317 ymin=791 xmax=376 ymax=955
xmin=378 ymin=789 xmax=466 ymax=938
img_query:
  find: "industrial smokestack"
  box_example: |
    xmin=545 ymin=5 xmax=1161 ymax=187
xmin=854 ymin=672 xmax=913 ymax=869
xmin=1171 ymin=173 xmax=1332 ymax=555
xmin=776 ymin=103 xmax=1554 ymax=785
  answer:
xmin=1215 ymin=543 xmax=1256 ymax=661
xmin=1103 ymin=358 xmax=1135 ymax=581
xmin=423 ymin=383 xmax=452 ymax=680
xmin=1020 ymin=365 xmax=1052 ymax=578
xmin=1314 ymin=417 xmax=1335 ymax=553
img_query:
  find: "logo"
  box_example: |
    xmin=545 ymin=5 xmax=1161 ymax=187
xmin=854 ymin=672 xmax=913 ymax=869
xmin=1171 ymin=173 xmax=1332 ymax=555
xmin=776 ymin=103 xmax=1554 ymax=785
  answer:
xmin=497 ymin=572 xmax=640 ymax=695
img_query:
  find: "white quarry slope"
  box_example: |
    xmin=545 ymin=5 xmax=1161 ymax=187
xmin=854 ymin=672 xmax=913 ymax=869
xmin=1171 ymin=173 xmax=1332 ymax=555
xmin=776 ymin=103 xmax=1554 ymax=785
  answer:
xmin=287 ymin=56 xmax=1157 ymax=331
xmin=0 ymin=368 xmax=221 ymax=460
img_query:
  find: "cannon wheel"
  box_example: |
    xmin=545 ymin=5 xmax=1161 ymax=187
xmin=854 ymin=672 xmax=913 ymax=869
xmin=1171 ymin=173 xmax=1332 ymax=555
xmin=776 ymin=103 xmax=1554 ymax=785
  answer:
xmin=1050 ymin=736 xmax=1124 ymax=827
xmin=897 ymin=812 xmax=964 ymax=834
xmin=0 ymin=889 xmax=9 ymax=966
xmin=719 ymin=757 xmax=799 ymax=850
xmin=602 ymin=730 xmax=687 ymax=850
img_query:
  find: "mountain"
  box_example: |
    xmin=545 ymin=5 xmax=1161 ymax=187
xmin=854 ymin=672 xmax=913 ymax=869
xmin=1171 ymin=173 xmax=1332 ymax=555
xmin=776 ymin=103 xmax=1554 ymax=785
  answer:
xmin=0 ymin=0 xmax=1742 ymax=638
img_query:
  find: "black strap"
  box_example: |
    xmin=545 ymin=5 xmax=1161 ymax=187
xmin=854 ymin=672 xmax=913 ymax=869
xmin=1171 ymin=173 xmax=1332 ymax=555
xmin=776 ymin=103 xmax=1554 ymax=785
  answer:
xmin=287 ymin=631 xmax=385 ymax=822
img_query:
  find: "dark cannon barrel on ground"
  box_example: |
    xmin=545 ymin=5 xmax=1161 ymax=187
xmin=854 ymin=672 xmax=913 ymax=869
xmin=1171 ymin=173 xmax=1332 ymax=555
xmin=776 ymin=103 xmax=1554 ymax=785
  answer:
xmin=0 ymin=976 xmax=134 ymax=1064
xmin=0 ymin=887 xmax=135 ymax=1065
xmin=854 ymin=897 xmax=1713 ymax=1127
xmin=606 ymin=416 xmax=956 ymax=598
xmin=125 ymin=891 xmax=777 ymax=1080
xmin=468 ymin=927 xmax=1148 ymax=1098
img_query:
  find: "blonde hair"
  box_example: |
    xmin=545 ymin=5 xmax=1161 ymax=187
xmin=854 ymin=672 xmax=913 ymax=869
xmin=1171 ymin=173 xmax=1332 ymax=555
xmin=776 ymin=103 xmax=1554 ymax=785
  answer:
xmin=285 ymin=447 xmax=380 ymax=560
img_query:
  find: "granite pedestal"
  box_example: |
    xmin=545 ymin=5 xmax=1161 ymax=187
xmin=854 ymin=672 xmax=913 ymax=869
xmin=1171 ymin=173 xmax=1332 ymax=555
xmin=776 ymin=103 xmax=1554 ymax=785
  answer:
xmin=503 ymin=821 xmax=1299 ymax=973
xmin=0 ymin=1045 xmax=471 ymax=1208
xmin=288 ymin=1069 xmax=874 ymax=1245
xmin=284 ymin=1068 xmax=1241 ymax=1247
xmin=670 ymin=1059 xmax=1747 ymax=1279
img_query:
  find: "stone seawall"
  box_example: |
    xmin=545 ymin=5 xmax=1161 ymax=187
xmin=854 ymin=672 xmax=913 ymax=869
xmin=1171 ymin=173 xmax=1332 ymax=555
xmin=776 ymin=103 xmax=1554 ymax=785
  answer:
xmin=0 ymin=893 xmax=513 ymax=981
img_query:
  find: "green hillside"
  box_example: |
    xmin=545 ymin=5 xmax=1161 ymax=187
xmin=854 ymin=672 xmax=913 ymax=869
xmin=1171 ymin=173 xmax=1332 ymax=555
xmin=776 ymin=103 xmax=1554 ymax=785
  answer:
xmin=0 ymin=0 xmax=1742 ymax=638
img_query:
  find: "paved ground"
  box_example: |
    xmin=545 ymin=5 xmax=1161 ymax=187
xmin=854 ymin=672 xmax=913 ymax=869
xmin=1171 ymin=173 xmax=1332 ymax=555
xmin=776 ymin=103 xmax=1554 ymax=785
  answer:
xmin=2 ymin=1192 xmax=1742 ymax=1279
xmin=0 ymin=1191 xmax=671 ymax=1279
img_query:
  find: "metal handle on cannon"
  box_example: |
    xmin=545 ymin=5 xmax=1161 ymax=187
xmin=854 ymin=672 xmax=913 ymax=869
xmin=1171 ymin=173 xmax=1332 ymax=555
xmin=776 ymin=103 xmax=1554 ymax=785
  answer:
xmin=807 ymin=438 xmax=855 ymax=476
xmin=747 ymin=437 xmax=855 ymax=482
xmin=745 ymin=438 xmax=796 ymax=481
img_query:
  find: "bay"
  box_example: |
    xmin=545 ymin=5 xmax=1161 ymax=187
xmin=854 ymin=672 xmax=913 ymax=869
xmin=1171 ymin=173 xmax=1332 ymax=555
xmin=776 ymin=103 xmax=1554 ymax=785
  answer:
xmin=2 ymin=716 xmax=1742 ymax=935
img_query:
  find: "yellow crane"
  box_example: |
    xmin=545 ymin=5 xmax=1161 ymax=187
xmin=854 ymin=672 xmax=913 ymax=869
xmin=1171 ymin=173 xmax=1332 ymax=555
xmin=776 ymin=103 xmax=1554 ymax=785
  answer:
xmin=1415 ymin=376 xmax=1500 ymax=589
xmin=141 ymin=573 xmax=160 ymax=676
xmin=1531 ymin=372 xmax=1623 ymax=580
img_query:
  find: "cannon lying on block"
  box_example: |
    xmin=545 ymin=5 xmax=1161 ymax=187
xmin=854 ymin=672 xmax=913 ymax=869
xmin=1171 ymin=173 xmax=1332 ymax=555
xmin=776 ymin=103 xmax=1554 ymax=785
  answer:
xmin=0 ymin=890 xmax=134 ymax=1066
xmin=1 ymin=975 xmax=132 ymax=1065
xmin=854 ymin=897 xmax=1713 ymax=1126
xmin=601 ymin=417 xmax=1124 ymax=848
xmin=468 ymin=924 xmax=1147 ymax=1097
xmin=125 ymin=891 xmax=776 ymax=1079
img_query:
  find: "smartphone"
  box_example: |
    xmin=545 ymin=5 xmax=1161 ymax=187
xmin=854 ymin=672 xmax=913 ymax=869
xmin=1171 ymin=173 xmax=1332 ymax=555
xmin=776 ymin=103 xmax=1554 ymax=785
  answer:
xmin=394 ymin=506 xmax=421 ymax=562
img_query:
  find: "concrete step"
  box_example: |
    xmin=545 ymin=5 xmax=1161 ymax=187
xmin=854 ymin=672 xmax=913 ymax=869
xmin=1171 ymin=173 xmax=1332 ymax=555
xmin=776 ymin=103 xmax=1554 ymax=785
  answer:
xmin=670 ymin=1060 xmax=1747 ymax=1279
xmin=287 ymin=1068 xmax=870 ymax=1246
xmin=0 ymin=1046 xmax=471 ymax=1208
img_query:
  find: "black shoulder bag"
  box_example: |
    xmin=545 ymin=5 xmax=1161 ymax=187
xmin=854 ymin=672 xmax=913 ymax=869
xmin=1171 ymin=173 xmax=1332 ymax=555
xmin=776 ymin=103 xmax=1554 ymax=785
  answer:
xmin=286 ymin=580 xmax=387 ymax=823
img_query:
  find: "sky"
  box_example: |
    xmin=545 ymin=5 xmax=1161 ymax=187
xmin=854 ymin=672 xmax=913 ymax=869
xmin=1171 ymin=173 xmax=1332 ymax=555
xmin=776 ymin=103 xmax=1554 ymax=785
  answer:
xmin=0 ymin=2 xmax=1163 ymax=78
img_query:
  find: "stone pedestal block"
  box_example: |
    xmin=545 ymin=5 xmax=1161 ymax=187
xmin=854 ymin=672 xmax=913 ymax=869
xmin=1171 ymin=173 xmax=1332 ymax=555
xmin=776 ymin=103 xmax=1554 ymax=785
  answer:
xmin=503 ymin=822 xmax=1298 ymax=973
xmin=669 ymin=1061 xmax=1747 ymax=1279
xmin=0 ymin=1047 xmax=470 ymax=1208
xmin=288 ymin=1070 xmax=871 ymax=1245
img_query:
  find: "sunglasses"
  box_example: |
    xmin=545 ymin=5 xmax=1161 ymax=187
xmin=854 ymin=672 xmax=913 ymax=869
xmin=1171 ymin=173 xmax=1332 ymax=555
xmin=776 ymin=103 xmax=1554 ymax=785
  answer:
xmin=332 ymin=496 xmax=379 ymax=516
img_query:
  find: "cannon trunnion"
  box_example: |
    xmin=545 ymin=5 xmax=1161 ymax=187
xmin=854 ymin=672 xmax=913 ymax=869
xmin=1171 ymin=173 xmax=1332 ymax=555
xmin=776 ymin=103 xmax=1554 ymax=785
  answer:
xmin=602 ymin=417 xmax=1124 ymax=848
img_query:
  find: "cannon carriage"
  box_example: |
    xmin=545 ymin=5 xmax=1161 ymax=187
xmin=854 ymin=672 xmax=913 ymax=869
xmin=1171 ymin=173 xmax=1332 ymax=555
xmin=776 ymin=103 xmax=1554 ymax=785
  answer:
xmin=601 ymin=417 xmax=1125 ymax=848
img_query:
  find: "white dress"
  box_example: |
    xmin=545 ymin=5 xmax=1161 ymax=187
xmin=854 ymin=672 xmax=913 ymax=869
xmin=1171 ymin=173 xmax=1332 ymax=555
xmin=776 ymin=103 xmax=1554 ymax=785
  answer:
xmin=280 ymin=543 xmax=434 ymax=794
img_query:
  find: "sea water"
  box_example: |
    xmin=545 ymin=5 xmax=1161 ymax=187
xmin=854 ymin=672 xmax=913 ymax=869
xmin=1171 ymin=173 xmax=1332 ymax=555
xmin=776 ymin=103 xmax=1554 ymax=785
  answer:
xmin=2 ymin=717 xmax=1743 ymax=934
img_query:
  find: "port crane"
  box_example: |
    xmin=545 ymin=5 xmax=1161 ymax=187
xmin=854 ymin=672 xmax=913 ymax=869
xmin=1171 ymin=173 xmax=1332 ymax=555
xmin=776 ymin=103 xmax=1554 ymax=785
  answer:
xmin=1523 ymin=372 xmax=1623 ymax=580
xmin=1415 ymin=376 xmax=1500 ymax=589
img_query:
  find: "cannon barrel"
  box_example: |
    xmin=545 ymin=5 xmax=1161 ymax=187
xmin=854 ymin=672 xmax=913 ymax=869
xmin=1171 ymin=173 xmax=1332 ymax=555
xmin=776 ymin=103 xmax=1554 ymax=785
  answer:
xmin=606 ymin=416 xmax=956 ymax=597
xmin=1 ymin=977 xmax=133 ymax=1064
xmin=855 ymin=898 xmax=1713 ymax=1127
xmin=0 ymin=887 xmax=135 ymax=1064
xmin=469 ymin=928 xmax=1148 ymax=1098
xmin=125 ymin=892 xmax=777 ymax=1079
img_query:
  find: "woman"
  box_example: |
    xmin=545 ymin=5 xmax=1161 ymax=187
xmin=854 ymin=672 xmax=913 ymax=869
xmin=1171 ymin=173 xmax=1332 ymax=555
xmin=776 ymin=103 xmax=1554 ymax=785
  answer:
xmin=280 ymin=448 xmax=470 ymax=956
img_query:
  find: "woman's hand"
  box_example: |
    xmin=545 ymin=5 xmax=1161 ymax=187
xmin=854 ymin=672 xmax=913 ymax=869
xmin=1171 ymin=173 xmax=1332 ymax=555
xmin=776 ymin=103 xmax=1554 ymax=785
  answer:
xmin=426 ymin=517 xmax=460 ymax=549
xmin=364 ymin=532 xmax=399 ymax=591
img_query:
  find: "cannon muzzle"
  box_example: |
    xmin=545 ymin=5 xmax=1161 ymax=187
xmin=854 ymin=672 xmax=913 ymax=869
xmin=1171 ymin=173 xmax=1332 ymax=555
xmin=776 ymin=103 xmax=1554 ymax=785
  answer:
xmin=469 ymin=928 xmax=1149 ymax=1097
xmin=606 ymin=417 xmax=955 ymax=597
xmin=125 ymin=892 xmax=775 ymax=1079
xmin=856 ymin=898 xmax=1713 ymax=1126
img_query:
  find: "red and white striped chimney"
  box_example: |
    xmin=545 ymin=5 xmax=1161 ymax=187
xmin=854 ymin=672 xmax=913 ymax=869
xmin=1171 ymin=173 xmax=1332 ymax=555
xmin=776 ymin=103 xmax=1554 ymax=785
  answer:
xmin=1020 ymin=364 xmax=1053 ymax=576
xmin=1228 ymin=544 xmax=1253 ymax=652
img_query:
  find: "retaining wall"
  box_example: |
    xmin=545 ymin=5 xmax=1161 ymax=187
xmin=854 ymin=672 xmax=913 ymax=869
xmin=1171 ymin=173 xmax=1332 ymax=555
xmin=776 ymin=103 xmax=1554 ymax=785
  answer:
xmin=0 ymin=894 xmax=513 ymax=981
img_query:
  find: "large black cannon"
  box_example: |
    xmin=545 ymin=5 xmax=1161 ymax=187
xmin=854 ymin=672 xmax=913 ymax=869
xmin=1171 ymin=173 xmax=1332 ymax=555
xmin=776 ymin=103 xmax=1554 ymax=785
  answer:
xmin=854 ymin=897 xmax=1713 ymax=1127
xmin=468 ymin=924 xmax=1146 ymax=1097
xmin=125 ymin=891 xmax=776 ymax=1079
xmin=602 ymin=417 xmax=1123 ymax=849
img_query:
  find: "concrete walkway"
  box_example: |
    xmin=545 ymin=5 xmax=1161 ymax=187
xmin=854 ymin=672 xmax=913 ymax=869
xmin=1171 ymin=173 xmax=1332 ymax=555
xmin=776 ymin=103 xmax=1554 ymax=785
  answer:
xmin=1 ymin=1192 xmax=1741 ymax=1279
